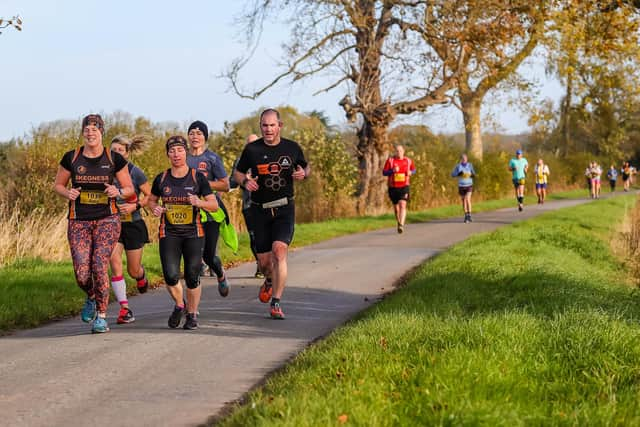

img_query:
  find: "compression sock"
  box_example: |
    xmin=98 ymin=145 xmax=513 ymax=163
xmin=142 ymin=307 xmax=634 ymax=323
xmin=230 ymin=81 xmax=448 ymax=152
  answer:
xmin=517 ymin=196 xmax=523 ymax=204
xmin=111 ymin=276 xmax=128 ymax=305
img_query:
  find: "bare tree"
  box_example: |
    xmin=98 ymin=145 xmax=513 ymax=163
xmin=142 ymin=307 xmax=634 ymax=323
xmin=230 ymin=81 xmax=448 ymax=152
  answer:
xmin=0 ymin=15 xmax=22 ymax=35
xmin=394 ymin=2 xmax=547 ymax=160
xmin=226 ymin=1 xmax=461 ymax=213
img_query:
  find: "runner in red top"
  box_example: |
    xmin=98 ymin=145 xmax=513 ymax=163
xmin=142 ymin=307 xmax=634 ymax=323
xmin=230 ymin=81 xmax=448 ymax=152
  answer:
xmin=382 ymin=144 xmax=416 ymax=234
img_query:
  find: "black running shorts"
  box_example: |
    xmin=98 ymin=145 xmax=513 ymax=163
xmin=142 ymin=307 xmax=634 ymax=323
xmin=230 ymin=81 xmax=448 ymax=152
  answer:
xmin=250 ymin=203 xmax=295 ymax=253
xmin=388 ymin=186 xmax=410 ymax=205
xmin=119 ymin=220 xmax=150 ymax=250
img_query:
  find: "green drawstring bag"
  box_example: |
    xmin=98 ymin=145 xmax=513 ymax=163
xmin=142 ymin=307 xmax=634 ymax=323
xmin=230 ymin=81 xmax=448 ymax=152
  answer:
xmin=199 ymin=195 xmax=239 ymax=254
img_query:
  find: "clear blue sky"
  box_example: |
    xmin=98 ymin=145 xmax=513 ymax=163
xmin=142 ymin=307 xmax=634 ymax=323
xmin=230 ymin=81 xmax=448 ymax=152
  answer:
xmin=0 ymin=1 xmax=561 ymax=141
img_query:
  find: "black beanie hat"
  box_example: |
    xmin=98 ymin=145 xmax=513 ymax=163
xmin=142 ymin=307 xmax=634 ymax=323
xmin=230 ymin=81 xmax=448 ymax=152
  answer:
xmin=188 ymin=120 xmax=209 ymax=141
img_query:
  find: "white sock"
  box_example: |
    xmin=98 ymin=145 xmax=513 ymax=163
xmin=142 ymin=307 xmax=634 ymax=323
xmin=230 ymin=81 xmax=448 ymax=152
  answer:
xmin=111 ymin=276 xmax=127 ymax=305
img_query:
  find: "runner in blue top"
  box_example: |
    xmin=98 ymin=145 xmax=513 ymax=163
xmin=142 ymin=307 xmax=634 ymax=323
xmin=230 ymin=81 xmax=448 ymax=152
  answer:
xmin=186 ymin=120 xmax=231 ymax=297
xmin=451 ymin=153 xmax=476 ymax=223
xmin=508 ymin=149 xmax=528 ymax=212
xmin=607 ymin=165 xmax=618 ymax=192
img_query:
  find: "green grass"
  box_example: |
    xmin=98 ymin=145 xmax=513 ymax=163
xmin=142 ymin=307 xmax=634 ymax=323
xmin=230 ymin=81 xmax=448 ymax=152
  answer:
xmin=0 ymin=188 xmax=593 ymax=332
xmin=219 ymin=194 xmax=640 ymax=426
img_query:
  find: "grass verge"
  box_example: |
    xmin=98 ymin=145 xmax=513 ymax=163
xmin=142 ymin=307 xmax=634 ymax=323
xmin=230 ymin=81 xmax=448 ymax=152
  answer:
xmin=0 ymin=188 xmax=598 ymax=332
xmin=218 ymin=194 xmax=640 ymax=426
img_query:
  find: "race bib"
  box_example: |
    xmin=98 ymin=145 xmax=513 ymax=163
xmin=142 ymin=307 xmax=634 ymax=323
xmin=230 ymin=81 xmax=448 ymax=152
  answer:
xmin=394 ymin=173 xmax=406 ymax=182
xmin=165 ymin=204 xmax=193 ymax=225
xmin=462 ymin=172 xmax=471 ymax=179
xmin=120 ymin=211 xmax=133 ymax=223
xmin=80 ymin=190 xmax=108 ymax=205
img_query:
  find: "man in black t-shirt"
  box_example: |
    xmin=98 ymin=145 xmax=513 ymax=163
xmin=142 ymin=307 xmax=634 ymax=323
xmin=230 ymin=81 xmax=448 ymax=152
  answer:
xmin=234 ymin=109 xmax=310 ymax=319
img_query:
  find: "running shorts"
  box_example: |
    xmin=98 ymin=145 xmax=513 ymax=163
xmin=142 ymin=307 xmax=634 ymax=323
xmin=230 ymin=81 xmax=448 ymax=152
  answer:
xmin=388 ymin=186 xmax=410 ymax=204
xmin=513 ymin=178 xmax=525 ymax=187
xmin=250 ymin=203 xmax=295 ymax=253
xmin=535 ymin=183 xmax=547 ymax=189
xmin=458 ymin=186 xmax=473 ymax=196
xmin=118 ymin=220 xmax=150 ymax=250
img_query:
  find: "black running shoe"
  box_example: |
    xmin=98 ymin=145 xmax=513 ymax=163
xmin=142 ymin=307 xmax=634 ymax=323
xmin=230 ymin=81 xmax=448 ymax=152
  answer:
xmin=168 ymin=305 xmax=184 ymax=328
xmin=183 ymin=313 xmax=198 ymax=330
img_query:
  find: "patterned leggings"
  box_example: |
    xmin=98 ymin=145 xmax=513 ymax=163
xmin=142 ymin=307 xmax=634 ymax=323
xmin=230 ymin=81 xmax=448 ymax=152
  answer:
xmin=68 ymin=215 xmax=121 ymax=313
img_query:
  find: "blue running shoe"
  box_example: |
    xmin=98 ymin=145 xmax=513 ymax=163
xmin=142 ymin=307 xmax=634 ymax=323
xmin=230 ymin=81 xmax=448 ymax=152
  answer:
xmin=92 ymin=317 xmax=109 ymax=334
xmin=81 ymin=298 xmax=97 ymax=323
xmin=218 ymin=276 xmax=229 ymax=297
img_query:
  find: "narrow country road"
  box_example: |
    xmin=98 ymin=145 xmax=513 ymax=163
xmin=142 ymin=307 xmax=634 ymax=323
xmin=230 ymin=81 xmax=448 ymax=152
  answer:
xmin=0 ymin=196 xmax=612 ymax=426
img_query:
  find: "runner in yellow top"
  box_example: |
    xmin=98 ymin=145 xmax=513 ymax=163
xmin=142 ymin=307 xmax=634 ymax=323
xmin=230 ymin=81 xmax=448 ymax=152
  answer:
xmin=533 ymin=158 xmax=550 ymax=204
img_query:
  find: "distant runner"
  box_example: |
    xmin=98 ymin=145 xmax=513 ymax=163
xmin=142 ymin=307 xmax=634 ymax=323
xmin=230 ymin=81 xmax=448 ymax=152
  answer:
xmin=589 ymin=161 xmax=602 ymax=199
xmin=109 ymin=135 xmax=151 ymax=325
xmin=607 ymin=165 xmax=617 ymax=192
xmin=382 ymin=144 xmax=416 ymax=233
xmin=147 ymin=136 xmax=219 ymax=330
xmin=533 ymin=158 xmax=550 ymax=204
xmin=450 ymin=153 xmax=475 ymax=223
xmin=508 ymin=149 xmax=528 ymax=212
xmin=233 ymin=108 xmax=310 ymax=320
xmin=622 ymin=162 xmax=633 ymax=192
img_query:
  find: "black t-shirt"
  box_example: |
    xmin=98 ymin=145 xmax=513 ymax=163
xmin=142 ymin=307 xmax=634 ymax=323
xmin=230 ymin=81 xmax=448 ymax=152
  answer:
xmin=60 ymin=147 xmax=127 ymax=220
xmin=235 ymin=138 xmax=308 ymax=204
xmin=150 ymin=168 xmax=212 ymax=239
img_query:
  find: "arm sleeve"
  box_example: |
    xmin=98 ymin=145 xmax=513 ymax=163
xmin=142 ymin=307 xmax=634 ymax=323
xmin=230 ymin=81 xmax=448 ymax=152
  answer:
xmin=295 ymin=143 xmax=308 ymax=169
xmin=209 ymin=153 xmax=228 ymax=180
xmin=235 ymin=147 xmax=251 ymax=174
xmin=229 ymin=158 xmax=240 ymax=189
xmin=59 ymin=150 xmax=74 ymax=171
xmin=382 ymin=159 xmax=393 ymax=176
xmin=451 ymin=164 xmax=460 ymax=178
xmin=151 ymin=174 xmax=163 ymax=197
xmin=112 ymin=152 xmax=128 ymax=172
xmin=197 ymin=172 xmax=213 ymax=197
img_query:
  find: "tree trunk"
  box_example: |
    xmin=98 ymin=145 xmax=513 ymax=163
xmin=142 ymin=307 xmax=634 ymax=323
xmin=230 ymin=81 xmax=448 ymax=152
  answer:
xmin=560 ymin=75 xmax=573 ymax=155
xmin=355 ymin=118 xmax=389 ymax=215
xmin=461 ymin=98 xmax=483 ymax=160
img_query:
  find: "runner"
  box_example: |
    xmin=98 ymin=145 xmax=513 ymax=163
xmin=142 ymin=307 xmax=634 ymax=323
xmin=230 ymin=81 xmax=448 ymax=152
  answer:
xmin=585 ymin=164 xmax=593 ymax=195
xmin=450 ymin=153 xmax=475 ymax=223
xmin=533 ymin=158 xmax=550 ymax=204
xmin=53 ymin=114 xmax=133 ymax=334
xmin=147 ymin=135 xmax=219 ymax=330
xmin=622 ymin=162 xmax=632 ymax=192
xmin=233 ymin=108 xmax=310 ymax=320
xmin=382 ymin=144 xmax=416 ymax=233
xmin=607 ymin=165 xmax=618 ymax=192
xmin=108 ymin=135 xmax=151 ymax=325
xmin=230 ymin=133 xmax=263 ymax=278
xmin=508 ymin=149 xmax=528 ymax=212
xmin=186 ymin=120 xmax=231 ymax=297
xmin=589 ymin=161 xmax=602 ymax=199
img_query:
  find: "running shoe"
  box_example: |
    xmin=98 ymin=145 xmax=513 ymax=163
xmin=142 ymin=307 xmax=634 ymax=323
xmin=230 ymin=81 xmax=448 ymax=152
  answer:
xmin=218 ymin=276 xmax=229 ymax=297
xmin=258 ymin=279 xmax=273 ymax=303
xmin=467 ymin=215 xmax=473 ymax=223
xmin=270 ymin=302 xmax=285 ymax=320
xmin=92 ymin=317 xmax=110 ymax=334
xmin=254 ymin=267 xmax=265 ymax=279
xmin=463 ymin=214 xmax=469 ymax=223
xmin=168 ymin=305 xmax=184 ymax=328
xmin=183 ymin=313 xmax=198 ymax=330
xmin=137 ymin=278 xmax=149 ymax=294
xmin=81 ymin=298 xmax=97 ymax=323
xmin=397 ymin=224 xmax=404 ymax=234
xmin=200 ymin=262 xmax=209 ymax=277
xmin=518 ymin=204 xmax=523 ymax=212
xmin=117 ymin=307 xmax=135 ymax=324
